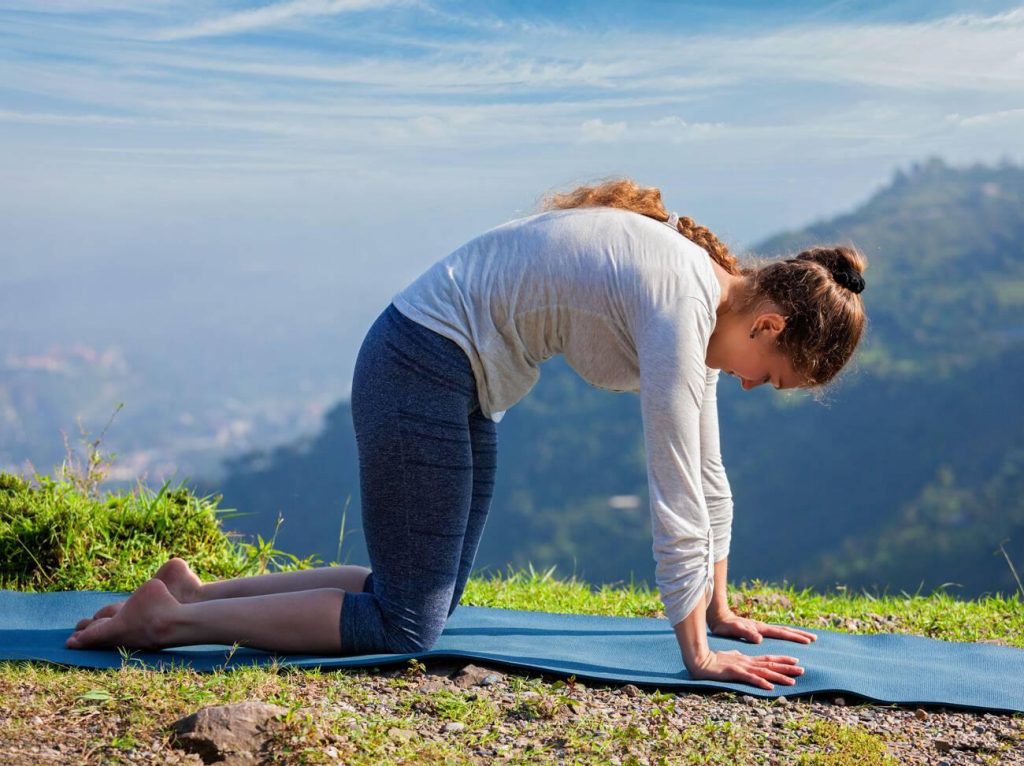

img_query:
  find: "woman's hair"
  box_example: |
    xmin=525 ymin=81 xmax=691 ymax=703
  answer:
xmin=540 ymin=178 xmax=868 ymax=388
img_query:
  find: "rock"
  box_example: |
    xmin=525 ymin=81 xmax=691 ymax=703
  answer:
xmin=775 ymin=696 xmax=789 ymax=706
xmin=170 ymin=701 xmax=289 ymax=765
xmin=416 ymin=677 xmax=447 ymax=694
xmin=443 ymin=721 xmax=466 ymax=733
xmin=621 ymin=684 xmax=642 ymax=698
xmin=453 ymin=664 xmax=504 ymax=688
xmin=915 ymin=708 xmax=929 ymax=721
xmin=934 ymin=738 xmax=955 ymax=753
xmin=834 ymin=697 xmax=847 ymax=707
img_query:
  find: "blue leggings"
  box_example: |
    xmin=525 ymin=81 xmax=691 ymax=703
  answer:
xmin=340 ymin=303 xmax=498 ymax=655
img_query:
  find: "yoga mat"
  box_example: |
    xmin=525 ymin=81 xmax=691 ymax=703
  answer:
xmin=1 ymin=590 xmax=1021 ymax=714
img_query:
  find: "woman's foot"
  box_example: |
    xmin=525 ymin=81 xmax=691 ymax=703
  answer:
xmin=66 ymin=578 xmax=182 ymax=650
xmin=74 ymin=557 xmax=203 ymax=631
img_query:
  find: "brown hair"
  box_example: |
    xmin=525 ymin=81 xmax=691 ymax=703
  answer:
xmin=540 ymin=178 xmax=868 ymax=388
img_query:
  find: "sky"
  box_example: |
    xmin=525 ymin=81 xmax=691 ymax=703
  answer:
xmin=3 ymin=2 xmax=1023 ymax=271
xmin=2 ymin=0 xmax=1024 ymax=398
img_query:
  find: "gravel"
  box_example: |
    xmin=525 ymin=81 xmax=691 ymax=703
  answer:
xmin=345 ymin=658 xmax=1024 ymax=765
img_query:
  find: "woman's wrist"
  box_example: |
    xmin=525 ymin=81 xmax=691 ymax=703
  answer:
xmin=673 ymin=598 xmax=714 ymax=672
xmin=706 ymin=602 xmax=733 ymax=627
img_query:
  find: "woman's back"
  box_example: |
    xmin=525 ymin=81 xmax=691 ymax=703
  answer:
xmin=392 ymin=206 xmax=720 ymax=422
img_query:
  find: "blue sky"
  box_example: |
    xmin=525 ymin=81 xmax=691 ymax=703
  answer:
xmin=2 ymin=1 xmax=1023 ymax=358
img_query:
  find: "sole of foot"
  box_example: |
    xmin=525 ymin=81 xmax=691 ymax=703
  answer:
xmin=66 ymin=577 xmax=180 ymax=650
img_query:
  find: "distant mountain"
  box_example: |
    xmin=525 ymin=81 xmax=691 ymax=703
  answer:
xmin=195 ymin=158 xmax=1024 ymax=601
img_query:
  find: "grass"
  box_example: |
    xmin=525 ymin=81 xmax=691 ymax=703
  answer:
xmin=0 ymin=421 xmax=1021 ymax=764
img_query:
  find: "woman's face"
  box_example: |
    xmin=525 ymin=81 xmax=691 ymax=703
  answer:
xmin=709 ymin=310 xmax=803 ymax=392
xmin=722 ymin=343 xmax=800 ymax=391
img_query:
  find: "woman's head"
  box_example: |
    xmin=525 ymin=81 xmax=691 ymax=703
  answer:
xmin=541 ymin=178 xmax=868 ymax=389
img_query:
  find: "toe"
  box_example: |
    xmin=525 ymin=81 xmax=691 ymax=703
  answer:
xmin=69 ymin=617 xmax=114 ymax=649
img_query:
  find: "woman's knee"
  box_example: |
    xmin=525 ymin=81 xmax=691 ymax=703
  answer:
xmin=380 ymin=617 xmax=445 ymax=654
xmin=343 ymin=590 xmax=446 ymax=655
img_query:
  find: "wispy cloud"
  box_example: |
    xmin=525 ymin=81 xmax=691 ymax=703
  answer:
xmin=153 ymin=0 xmax=411 ymax=41
xmin=1 ymin=1 xmax=1022 ymax=227
xmin=579 ymin=118 xmax=627 ymax=143
xmin=946 ymin=108 xmax=1024 ymax=127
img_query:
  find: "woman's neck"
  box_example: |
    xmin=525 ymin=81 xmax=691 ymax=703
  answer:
xmin=708 ymin=257 xmax=750 ymax=319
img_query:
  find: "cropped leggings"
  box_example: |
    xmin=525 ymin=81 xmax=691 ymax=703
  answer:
xmin=340 ymin=302 xmax=498 ymax=655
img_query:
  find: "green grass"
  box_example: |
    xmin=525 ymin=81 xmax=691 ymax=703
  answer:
xmin=0 ymin=456 xmax=1021 ymax=764
xmin=0 ymin=470 xmax=321 ymax=592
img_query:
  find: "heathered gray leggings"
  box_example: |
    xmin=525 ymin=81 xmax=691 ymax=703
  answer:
xmin=340 ymin=302 xmax=498 ymax=655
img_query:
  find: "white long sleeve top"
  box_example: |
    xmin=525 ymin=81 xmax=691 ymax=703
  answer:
xmin=391 ymin=206 xmax=734 ymax=626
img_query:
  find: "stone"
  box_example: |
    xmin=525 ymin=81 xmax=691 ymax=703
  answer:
xmin=170 ymin=701 xmax=289 ymax=765
xmin=443 ymin=721 xmax=466 ymax=733
xmin=452 ymin=663 xmax=504 ymax=688
xmin=915 ymin=708 xmax=929 ymax=721
xmin=621 ymin=684 xmax=642 ymax=698
xmin=416 ymin=677 xmax=447 ymax=694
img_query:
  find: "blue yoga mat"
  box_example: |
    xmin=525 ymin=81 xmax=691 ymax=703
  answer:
xmin=1 ymin=591 xmax=1021 ymax=714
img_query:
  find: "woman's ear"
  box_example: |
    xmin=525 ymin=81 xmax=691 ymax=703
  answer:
xmin=752 ymin=312 xmax=787 ymax=339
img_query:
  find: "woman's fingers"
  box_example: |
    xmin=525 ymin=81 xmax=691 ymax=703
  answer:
xmin=754 ymin=655 xmax=801 ymax=665
xmin=750 ymin=658 xmax=802 ymax=681
xmin=760 ymin=624 xmax=818 ymax=642
xmin=744 ymin=672 xmax=775 ymax=689
xmin=698 ymin=649 xmax=807 ymax=692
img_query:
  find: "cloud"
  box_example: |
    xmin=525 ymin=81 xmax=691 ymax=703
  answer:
xmin=3 ymin=3 xmax=1023 ymax=170
xmin=0 ymin=109 xmax=142 ymax=126
xmin=154 ymin=0 xmax=409 ymax=41
xmin=946 ymin=108 xmax=1024 ymax=127
xmin=579 ymin=118 xmax=627 ymax=143
xmin=649 ymin=115 xmax=725 ymax=141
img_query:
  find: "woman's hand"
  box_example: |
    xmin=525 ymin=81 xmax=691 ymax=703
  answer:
xmin=688 ymin=648 xmax=804 ymax=690
xmin=708 ymin=608 xmax=818 ymax=645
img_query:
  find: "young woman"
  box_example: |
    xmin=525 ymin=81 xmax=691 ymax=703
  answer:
xmin=68 ymin=179 xmax=867 ymax=692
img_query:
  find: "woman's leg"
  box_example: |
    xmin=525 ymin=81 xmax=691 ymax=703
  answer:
xmin=340 ymin=303 xmax=483 ymax=655
xmin=73 ymin=560 xmax=373 ymax=631
xmin=447 ymin=408 xmax=498 ymax=617
xmin=67 ymin=578 xmax=348 ymax=654
xmin=67 ymin=303 xmax=481 ymax=655
xmin=197 ymin=563 xmax=372 ymax=601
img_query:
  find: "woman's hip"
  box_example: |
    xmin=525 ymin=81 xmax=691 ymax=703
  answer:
xmin=351 ymin=303 xmax=482 ymax=430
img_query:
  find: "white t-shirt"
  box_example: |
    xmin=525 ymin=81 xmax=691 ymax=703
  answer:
xmin=392 ymin=206 xmax=733 ymax=627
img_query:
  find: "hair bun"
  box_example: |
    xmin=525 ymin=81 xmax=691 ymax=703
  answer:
xmin=832 ymin=263 xmax=865 ymax=294
xmin=796 ymin=245 xmax=866 ymax=296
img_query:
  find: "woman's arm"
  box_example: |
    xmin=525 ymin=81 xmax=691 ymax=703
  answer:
xmin=707 ymin=555 xmax=731 ymax=626
xmin=636 ymin=297 xmax=806 ymax=689
xmin=699 ymin=366 xmax=734 ymax=622
xmin=635 ymin=297 xmax=718 ymax=642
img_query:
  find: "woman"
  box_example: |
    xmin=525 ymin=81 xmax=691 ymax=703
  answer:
xmin=67 ymin=179 xmax=867 ymax=692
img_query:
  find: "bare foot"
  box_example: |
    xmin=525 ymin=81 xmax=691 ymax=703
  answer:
xmin=66 ymin=578 xmax=181 ymax=650
xmin=151 ymin=557 xmax=204 ymax=603
xmin=74 ymin=557 xmax=203 ymax=631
